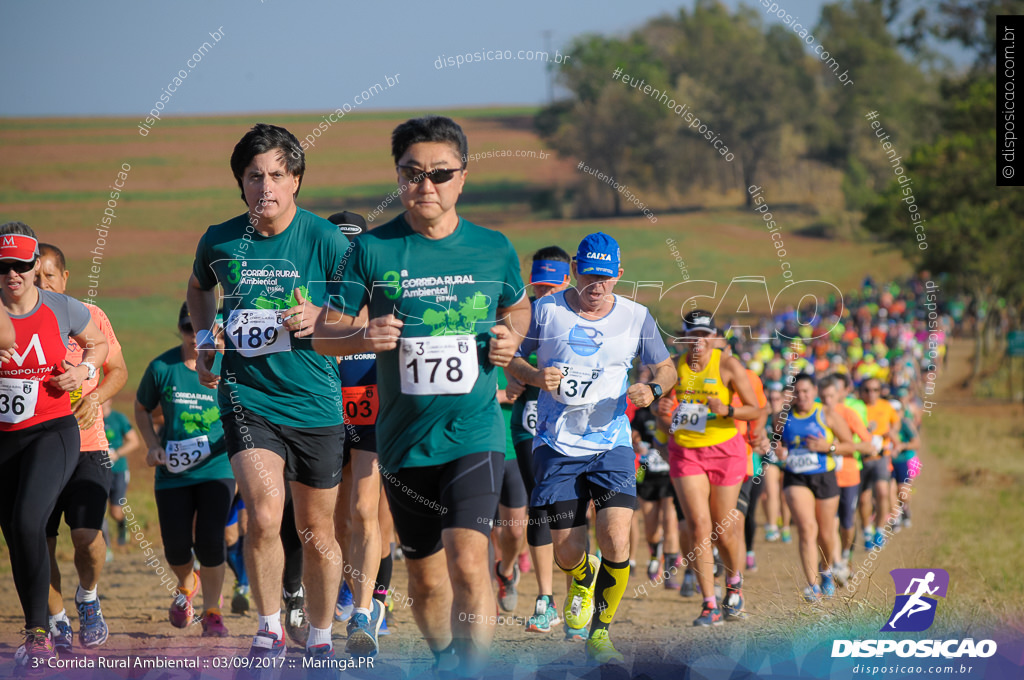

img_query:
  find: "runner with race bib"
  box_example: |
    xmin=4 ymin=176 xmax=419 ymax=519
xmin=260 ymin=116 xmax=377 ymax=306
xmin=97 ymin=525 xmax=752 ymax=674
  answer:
xmin=667 ymin=311 xmax=763 ymax=627
xmin=0 ymin=223 xmax=109 ymax=674
xmin=314 ymin=116 xmax=530 ymax=676
xmin=187 ymin=123 xmax=349 ymax=674
xmin=775 ymin=373 xmax=855 ymax=602
xmin=135 ymin=302 xmax=234 ymax=637
xmin=506 ymin=246 xmax=571 ymax=635
xmin=508 ymin=232 xmax=675 ymax=666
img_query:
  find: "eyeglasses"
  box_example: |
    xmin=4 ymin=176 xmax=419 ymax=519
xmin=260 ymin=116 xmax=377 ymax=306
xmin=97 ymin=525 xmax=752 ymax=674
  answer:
xmin=397 ymin=165 xmax=464 ymax=185
xmin=0 ymin=260 xmax=35 ymax=276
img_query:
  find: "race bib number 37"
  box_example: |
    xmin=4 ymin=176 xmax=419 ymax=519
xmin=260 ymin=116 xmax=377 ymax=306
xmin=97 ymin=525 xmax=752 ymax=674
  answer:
xmin=226 ymin=309 xmax=291 ymax=358
xmin=165 ymin=435 xmax=212 ymax=474
xmin=400 ymin=335 xmax=479 ymax=395
xmin=0 ymin=378 xmax=39 ymax=424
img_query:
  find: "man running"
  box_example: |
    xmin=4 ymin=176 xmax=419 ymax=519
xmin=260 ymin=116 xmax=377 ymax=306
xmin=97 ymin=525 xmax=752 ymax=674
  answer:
xmin=0 ymin=223 xmax=108 ymax=672
xmin=314 ymin=115 xmax=530 ymax=675
xmin=187 ymin=123 xmax=349 ymax=671
xmin=858 ymin=377 xmax=900 ymax=549
xmin=508 ymin=232 xmax=675 ymax=665
xmin=36 ymin=243 xmax=127 ymax=653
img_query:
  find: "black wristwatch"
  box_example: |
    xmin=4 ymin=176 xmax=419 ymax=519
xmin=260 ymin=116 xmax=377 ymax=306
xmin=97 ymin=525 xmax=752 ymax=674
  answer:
xmin=646 ymin=382 xmax=663 ymax=399
xmin=727 ymin=404 xmax=735 ymax=418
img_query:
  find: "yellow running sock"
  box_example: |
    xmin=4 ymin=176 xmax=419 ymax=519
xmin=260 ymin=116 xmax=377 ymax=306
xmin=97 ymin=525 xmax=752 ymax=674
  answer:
xmin=591 ymin=558 xmax=630 ymax=633
xmin=563 ymin=553 xmax=595 ymax=585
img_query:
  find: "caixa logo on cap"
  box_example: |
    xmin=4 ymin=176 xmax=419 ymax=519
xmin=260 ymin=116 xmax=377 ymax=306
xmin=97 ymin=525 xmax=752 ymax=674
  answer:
xmin=832 ymin=568 xmax=997 ymax=659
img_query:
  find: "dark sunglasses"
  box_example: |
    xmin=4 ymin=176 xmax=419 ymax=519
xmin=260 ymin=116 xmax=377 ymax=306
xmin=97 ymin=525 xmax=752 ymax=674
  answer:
xmin=0 ymin=259 xmax=35 ymax=275
xmin=396 ymin=165 xmax=464 ymax=185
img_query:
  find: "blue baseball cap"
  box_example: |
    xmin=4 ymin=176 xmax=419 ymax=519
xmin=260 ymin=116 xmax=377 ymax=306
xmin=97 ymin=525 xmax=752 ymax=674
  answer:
xmin=574 ymin=232 xmax=620 ymax=277
xmin=530 ymin=259 xmax=571 ymax=286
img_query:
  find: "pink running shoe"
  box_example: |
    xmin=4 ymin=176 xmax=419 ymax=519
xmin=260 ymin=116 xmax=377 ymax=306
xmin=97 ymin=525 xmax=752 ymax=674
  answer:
xmin=201 ymin=609 xmax=230 ymax=637
xmin=169 ymin=571 xmax=200 ymax=628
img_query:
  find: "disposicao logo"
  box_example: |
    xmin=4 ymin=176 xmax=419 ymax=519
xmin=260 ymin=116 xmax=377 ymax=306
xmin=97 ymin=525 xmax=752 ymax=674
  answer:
xmin=832 ymin=568 xmax=997 ymax=659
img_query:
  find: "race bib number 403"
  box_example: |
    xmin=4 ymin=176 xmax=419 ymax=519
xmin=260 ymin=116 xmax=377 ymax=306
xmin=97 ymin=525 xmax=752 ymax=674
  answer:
xmin=342 ymin=385 xmax=379 ymax=425
xmin=0 ymin=378 xmax=39 ymax=424
xmin=400 ymin=335 xmax=478 ymax=395
xmin=670 ymin=402 xmax=708 ymax=434
xmin=165 ymin=435 xmax=212 ymax=474
xmin=226 ymin=310 xmax=291 ymax=358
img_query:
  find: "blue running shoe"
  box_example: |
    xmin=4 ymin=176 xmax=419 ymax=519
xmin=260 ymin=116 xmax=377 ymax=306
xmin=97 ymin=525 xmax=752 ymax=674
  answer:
xmin=76 ymin=599 xmax=109 ymax=648
xmin=821 ymin=573 xmax=836 ymax=598
xmin=873 ymin=530 xmax=886 ymax=549
xmin=334 ymin=581 xmax=354 ymax=622
xmin=53 ymin=619 xmax=73 ymax=654
xmin=345 ymin=599 xmax=384 ymax=657
xmin=303 ymin=643 xmax=336 ymax=680
xmin=722 ymin=579 xmax=746 ymax=620
xmin=693 ymin=602 xmax=723 ymax=627
xmin=378 ymin=615 xmax=390 ymax=636
xmin=803 ymin=584 xmax=823 ymax=603
xmin=235 ymin=630 xmax=285 ymax=680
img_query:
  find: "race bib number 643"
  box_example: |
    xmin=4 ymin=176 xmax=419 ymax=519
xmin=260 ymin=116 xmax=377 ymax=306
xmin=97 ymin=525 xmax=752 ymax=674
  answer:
xmin=400 ymin=335 xmax=479 ymax=395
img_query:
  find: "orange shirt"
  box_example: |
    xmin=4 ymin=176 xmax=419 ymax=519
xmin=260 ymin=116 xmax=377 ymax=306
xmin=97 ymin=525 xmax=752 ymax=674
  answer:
xmin=733 ymin=369 xmax=767 ymax=477
xmin=67 ymin=304 xmax=122 ymax=451
xmin=864 ymin=399 xmax=900 ymax=455
xmin=835 ymin=403 xmax=870 ymax=487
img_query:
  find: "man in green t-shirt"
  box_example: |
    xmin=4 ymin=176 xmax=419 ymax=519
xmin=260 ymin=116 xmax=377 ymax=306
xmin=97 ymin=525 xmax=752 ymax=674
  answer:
xmin=102 ymin=401 xmax=138 ymax=546
xmin=186 ymin=123 xmax=349 ymax=668
xmin=314 ymin=116 xmax=530 ymax=676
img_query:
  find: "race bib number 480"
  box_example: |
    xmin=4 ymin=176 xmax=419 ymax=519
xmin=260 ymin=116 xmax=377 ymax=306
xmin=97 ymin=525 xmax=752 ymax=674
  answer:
xmin=226 ymin=309 xmax=291 ymax=358
xmin=400 ymin=335 xmax=478 ymax=395
xmin=0 ymin=378 xmax=39 ymax=424
xmin=670 ymin=402 xmax=708 ymax=434
xmin=165 ymin=435 xmax=212 ymax=474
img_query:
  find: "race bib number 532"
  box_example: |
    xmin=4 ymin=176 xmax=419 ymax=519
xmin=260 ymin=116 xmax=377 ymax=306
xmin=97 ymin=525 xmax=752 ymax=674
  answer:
xmin=165 ymin=435 xmax=212 ymax=474
xmin=226 ymin=309 xmax=291 ymax=358
xmin=400 ymin=335 xmax=479 ymax=395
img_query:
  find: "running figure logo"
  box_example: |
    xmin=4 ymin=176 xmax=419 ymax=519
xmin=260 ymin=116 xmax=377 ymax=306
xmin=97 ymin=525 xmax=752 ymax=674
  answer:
xmin=882 ymin=568 xmax=949 ymax=632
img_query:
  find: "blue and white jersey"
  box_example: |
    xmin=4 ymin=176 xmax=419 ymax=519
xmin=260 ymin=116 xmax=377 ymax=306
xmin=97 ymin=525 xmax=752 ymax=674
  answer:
xmin=517 ymin=291 xmax=670 ymax=457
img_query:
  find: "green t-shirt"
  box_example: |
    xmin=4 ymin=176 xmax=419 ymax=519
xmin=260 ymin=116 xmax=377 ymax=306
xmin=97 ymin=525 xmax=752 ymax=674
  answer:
xmin=104 ymin=410 xmax=132 ymax=473
xmin=509 ymin=352 xmax=540 ymax=446
xmin=192 ymin=208 xmax=349 ymax=428
xmin=136 ymin=347 xmax=233 ymax=490
xmin=496 ymin=370 xmax=515 ymax=460
xmin=893 ymin=418 xmax=917 ymax=463
xmin=332 ymin=214 xmax=526 ymax=472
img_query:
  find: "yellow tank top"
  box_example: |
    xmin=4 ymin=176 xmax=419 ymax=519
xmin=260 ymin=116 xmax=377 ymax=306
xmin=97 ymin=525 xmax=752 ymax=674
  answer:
xmin=673 ymin=349 xmax=737 ymax=448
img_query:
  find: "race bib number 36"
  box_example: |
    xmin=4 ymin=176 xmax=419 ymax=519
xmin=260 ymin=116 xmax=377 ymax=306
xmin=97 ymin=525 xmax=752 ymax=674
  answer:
xmin=165 ymin=435 xmax=212 ymax=474
xmin=400 ymin=335 xmax=478 ymax=395
xmin=226 ymin=309 xmax=291 ymax=358
xmin=670 ymin=402 xmax=708 ymax=434
xmin=0 ymin=378 xmax=39 ymax=424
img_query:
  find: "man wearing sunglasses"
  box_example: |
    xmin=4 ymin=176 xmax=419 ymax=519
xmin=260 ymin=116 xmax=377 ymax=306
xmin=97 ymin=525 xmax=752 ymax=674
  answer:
xmin=314 ymin=115 xmax=530 ymax=676
xmin=857 ymin=377 xmax=900 ymax=551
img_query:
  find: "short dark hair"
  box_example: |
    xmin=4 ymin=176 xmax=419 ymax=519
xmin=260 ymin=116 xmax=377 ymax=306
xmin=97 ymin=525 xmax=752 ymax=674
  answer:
xmin=532 ymin=246 xmax=571 ymax=263
xmin=834 ymin=372 xmax=853 ymax=389
xmin=817 ymin=374 xmax=839 ymax=392
xmin=38 ymin=243 xmax=66 ymax=272
xmin=230 ymin=123 xmax=305 ymax=203
xmin=0 ymin=221 xmax=36 ymax=239
xmin=793 ymin=372 xmax=816 ymax=387
xmin=391 ymin=116 xmax=468 ymax=166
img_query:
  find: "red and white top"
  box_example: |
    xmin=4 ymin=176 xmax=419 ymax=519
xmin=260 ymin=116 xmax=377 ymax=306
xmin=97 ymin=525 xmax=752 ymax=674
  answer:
xmin=0 ymin=289 xmax=91 ymax=431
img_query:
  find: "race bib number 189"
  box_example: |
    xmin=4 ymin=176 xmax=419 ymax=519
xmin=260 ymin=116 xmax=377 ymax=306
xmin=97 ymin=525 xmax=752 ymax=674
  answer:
xmin=0 ymin=378 xmax=39 ymax=424
xmin=226 ymin=309 xmax=291 ymax=358
xmin=400 ymin=335 xmax=479 ymax=395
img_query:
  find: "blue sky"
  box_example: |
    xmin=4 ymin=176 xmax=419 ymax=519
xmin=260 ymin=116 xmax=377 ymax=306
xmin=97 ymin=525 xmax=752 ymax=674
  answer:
xmin=1 ymin=0 xmax=965 ymax=117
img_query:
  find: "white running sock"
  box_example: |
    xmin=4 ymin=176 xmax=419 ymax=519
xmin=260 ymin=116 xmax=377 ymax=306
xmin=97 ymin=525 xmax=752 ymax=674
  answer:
xmin=307 ymin=625 xmax=332 ymax=648
xmin=76 ymin=586 xmax=97 ymax=603
xmin=258 ymin=611 xmax=283 ymax=639
xmin=48 ymin=610 xmax=68 ymax=635
xmin=353 ymin=607 xmax=371 ymax=620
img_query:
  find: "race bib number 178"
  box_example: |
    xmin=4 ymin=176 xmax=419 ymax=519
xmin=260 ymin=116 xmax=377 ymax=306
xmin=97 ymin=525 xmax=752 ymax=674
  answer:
xmin=400 ymin=335 xmax=479 ymax=395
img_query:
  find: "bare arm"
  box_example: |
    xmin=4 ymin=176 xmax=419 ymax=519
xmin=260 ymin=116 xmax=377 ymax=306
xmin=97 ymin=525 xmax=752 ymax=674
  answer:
xmin=74 ymin=351 xmax=128 ymax=431
xmin=711 ymin=356 xmax=763 ymax=421
xmin=186 ymin=273 xmax=220 ymax=388
xmin=53 ymin=320 xmax=109 ymax=393
xmin=312 ymin=305 xmax=401 ymax=356
xmin=0 ymin=308 xmax=14 ymax=349
xmin=627 ymin=358 xmax=676 ymax=409
xmin=488 ymin=296 xmax=532 ymax=367
xmin=134 ymin=398 xmax=166 ymax=467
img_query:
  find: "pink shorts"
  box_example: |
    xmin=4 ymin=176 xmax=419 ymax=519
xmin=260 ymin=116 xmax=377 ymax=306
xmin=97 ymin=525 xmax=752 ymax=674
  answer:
xmin=669 ymin=433 xmax=747 ymax=487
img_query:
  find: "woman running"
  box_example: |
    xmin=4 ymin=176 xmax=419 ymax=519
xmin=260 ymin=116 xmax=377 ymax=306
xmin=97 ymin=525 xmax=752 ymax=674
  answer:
xmin=135 ymin=302 xmax=234 ymax=637
xmin=0 ymin=222 xmax=108 ymax=672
